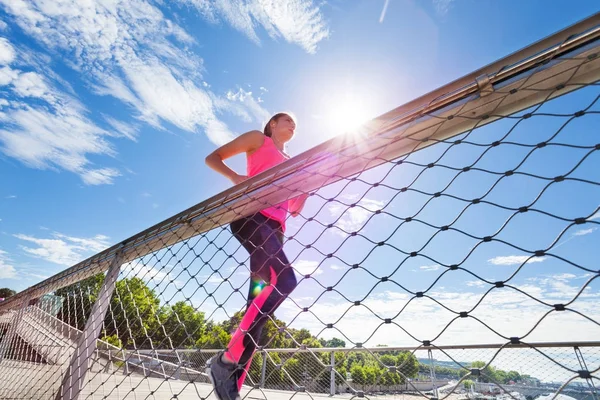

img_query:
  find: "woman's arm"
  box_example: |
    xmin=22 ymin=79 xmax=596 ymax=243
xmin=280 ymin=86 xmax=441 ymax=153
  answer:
xmin=289 ymin=193 xmax=309 ymax=217
xmin=205 ymin=130 xmax=264 ymax=184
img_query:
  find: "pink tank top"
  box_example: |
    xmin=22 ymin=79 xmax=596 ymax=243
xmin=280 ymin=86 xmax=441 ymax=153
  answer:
xmin=247 ymin=136 xmax=290 ymax=231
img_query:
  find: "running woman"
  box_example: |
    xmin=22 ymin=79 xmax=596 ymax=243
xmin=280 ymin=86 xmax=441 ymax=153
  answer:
xmin=204 ymin=112 xmax=308 ymax=400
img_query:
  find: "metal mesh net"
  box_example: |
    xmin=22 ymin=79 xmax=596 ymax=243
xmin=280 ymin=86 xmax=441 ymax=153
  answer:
xmin=0 ymin=16 xmax=599 ymax=400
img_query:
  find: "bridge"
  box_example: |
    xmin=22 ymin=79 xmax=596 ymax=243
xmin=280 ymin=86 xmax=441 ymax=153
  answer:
xmin=1 ymin=12 xmax=599 ymax=400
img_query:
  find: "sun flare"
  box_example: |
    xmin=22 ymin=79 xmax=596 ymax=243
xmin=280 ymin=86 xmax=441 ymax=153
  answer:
xmin=326 ymin=96 xmax=373 ymax=137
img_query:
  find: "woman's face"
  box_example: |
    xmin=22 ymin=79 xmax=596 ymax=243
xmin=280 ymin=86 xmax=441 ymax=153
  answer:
xmin=271 ymin=114 xmax=296 ymax=142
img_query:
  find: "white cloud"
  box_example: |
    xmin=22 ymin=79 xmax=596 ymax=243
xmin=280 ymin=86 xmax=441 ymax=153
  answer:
xmin=5 ymin=195 xmax=16 ymax=199
xmin=0 ymin=37 xmax=123 ymax=185
xmin=549 ymin=273 xmax=577 ymax=281
xmin=589 ymin=209 xmax=600 ymax=220
xmin=0 ymin=37 xmax=16 ymax=65
xmin=0 ymin=20 xmax=8 ymax=31
xmin=0 ymin=104 xmax=120 ymax=184
xmin=103 ymin=116 xmax=138 ymax=141
xmin=182 ymin=0 xmax=329 ymax=54
xmin=328 ymin=196 xmax=386 ymax=236
xmin=488 ymin=255 xmax=546 ymax=266
xmin=379 ymin=0 xmax=390 ymax=23
xmin=466 ymin=280 xmax=486 ymax=287
xmin=573 ymin=227 xmax=596 ymax=236
xmin=14 ymin=232 xmax=110 ymax=266
xmin=122 ymin=261 xmax=169 ymax=283
xmin=433 ymin=0 xmax=454 ymax=15
xmin=330 ymin=264 xmax=343 ymax=271
xmin=80 ymin=168 xmax=121 ymax=185
xmin=419 ymin=264 xmax=439 ymax=272
xmin=221 ymin=87 xmax=270 ymax=124
xmin=0 ymin=0 xmax=272 ymax=149
xmin=293 ymin=259 xmax=323 ymax=276
xmin=0 ymin=249 xmax=17 ymax=279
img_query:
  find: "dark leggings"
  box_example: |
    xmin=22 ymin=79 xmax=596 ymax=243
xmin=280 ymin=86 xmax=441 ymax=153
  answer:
xmin=227 ymin=213 xmax=297 ymax=378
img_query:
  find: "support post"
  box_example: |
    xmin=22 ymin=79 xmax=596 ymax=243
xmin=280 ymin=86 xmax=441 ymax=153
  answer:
xmin=56 ymin=252 xmax=123 ymax=400
xmin=260 ymin=350 xmax=267 ymax=388
xmin=330 ymin=351 xmax=336 ymax=396
xmin=428 ymin=349 xmax=439 ymax=399
xmin=574 ymin=346 xmax=598 ymax=400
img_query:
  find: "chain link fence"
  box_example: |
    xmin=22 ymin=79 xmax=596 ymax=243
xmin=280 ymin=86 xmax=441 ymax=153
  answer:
xmin=0 ymin=13 xmax=599 ymax=400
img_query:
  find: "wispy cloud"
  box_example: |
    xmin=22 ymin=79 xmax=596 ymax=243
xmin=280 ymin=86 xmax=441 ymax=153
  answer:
xmin=181 ymin=0 xmax=329 ymax=54
xmin=466 ymin=280 xmax=486 ymax=288
xmin=0 ymin=0 xmax=274 ymax=165
xmin=0 ymin=36 xmax=123 ymax=185
xmin=5 ymin=195 xmax=16 ymax=199
xmin=328 ymin=196 xmax=386 ymax=236
xmin=573 ymin=227 xmax=596 ymax=236
xmin=293 ymin=259 xmax=323 ymax=276
xmin=379 ymin=0 xmax=390 ymax=23
xmin=103 ymin=115 xmax=138 ymax=141
xmin=14 ymin=232 xmax=111 ymax=266
xmin=0 ymin=249 xmax=17 ymax=279
xmin=433 ymin=0 xmax=454 ymax=16
xmin=419 ymin=264 xmax=440 ymax=272
xmin=488 ymin=255 xmax=546 ymax=266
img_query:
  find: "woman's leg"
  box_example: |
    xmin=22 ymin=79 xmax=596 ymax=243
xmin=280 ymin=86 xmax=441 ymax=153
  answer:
xmin=227 ymin=214 xmax=297 ymax=385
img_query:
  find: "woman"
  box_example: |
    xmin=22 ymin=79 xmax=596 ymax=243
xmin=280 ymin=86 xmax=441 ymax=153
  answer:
xmin=204 ymin=112 xmax=308 ymax=400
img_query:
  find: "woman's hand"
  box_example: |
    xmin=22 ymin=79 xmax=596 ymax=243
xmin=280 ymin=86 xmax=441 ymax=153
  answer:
xmin=289 ymin=192 xmax=309 ymax=217
xmin=230 ymin=174 xmax=249 ymax=185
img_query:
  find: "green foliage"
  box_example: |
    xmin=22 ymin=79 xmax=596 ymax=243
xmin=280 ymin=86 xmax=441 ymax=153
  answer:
xmin=158 ymin=301 xmax=205 ymax=348
xmin=319 ymin=337 xmax=346 ymax=348
xmin=0 ymin=288 xmax=17 ymax=298
xmin=103 ymin=277 xmax=161 ymax=348
xmin=55 ymin=274 xmax=104 ymax=330
xmin=196 ymin=322 xmax=231 ymax=349
xmin=350 ymin=364 xmax=366 ymax=385
xmin=463 ymin=379 xmax=474 ymax=389
xmin=101 ymin=334 xmax=123 ymax=348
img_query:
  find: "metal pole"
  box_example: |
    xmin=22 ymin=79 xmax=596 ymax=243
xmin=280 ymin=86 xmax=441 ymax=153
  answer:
xmin=56 ymin=252 xmax=123 ymax=400
xmin=260 ymin=350 xmax=267 ymax=388
xmin=428 ymin=349 xmax=439 ymax=399
xmin=573 ymin=346 xmax=598 ymax=400
xmin=330 ymin=351 xmax=336 ymax=396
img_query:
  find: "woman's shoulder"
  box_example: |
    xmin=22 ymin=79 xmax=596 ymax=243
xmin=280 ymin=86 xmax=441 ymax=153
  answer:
xmin=244 ymin=130 xmax=266 ymax=154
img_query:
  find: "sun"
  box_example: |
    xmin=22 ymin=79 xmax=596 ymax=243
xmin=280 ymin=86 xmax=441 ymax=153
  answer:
xmin=326 ymin=95 xmax=374 ymax=138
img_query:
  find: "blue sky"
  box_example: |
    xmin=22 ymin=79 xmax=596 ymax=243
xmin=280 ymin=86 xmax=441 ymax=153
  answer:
xmin=1 ymin=0 xmax=599 ymax=365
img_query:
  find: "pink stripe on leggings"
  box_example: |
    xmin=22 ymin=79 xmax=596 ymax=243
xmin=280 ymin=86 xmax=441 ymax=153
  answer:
xmin=226 ymin=267 xmax=278 ymax=364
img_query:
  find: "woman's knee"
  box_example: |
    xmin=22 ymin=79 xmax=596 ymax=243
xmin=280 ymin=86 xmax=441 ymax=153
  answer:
xmin=276 ymin=267 xmax=297 ymax=295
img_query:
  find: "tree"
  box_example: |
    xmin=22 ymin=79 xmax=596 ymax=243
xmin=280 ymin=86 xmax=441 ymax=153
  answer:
xmin=463 ymin=379 xmax=475 ymax=389
xmin=351 ymin=364 xmax=366 ymax=386
xmin=319 ymin=337 xmax=346 ymax=348
xmin=396 ymin=351 xmax=419 ymax=382
xmin=103 ymin=277 xmax=161 ymax=348
xmin=157 ymin=301 xmax=205 ymax=348
xmin=196 ymin=322 xmax=231 ymax=349
xmin=506 ymin=370 xmax=521 ymax=383
xmin=249 ymin=352 xmax=284 ymax=386
xmin=470 ymin=361 xmax=498 ymax=383
xmin=0 ymin=288 xmax=17 ymax=299
xmin=56 ymin=274 xmax=104 ymax=330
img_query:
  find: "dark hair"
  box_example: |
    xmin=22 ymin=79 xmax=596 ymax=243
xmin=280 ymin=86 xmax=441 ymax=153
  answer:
xmin=263 ymin=113 xmax=294 ymax=137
